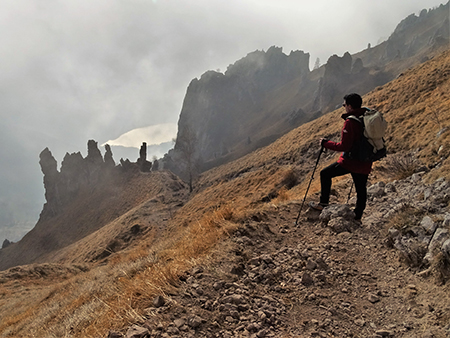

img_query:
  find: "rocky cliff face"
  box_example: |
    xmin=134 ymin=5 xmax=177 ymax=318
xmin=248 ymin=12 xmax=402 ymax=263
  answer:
xmin=386 ymin=4 xmax=449 ymax=61
xmin=0 ymin=140 xmax=184 ymax=271
xmin=38 ymin=140 xmax=156 ymax=221
xmin=165 ymin=3 xmax=449 ymax=180
xmin=39 ymin=140 xmax=115 ymax=220
xmin=175 ymin=46 xmax=310 ymax=162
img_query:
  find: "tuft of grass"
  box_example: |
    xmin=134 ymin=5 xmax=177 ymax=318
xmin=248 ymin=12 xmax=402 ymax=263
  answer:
xmin=280 ymin=167 xmax=298 ymax=189
xmin=430 ymin=252 xmax=450 ymax=285
xmin=386 ymin=204 xmax=424 ymax=230
xmin=385 ymin=205 xmax=429 ymax=268
xmin=276 ymin=187 xmax=290 ymax=202
xmin=379 ymin=153 xmax=422 ymax=180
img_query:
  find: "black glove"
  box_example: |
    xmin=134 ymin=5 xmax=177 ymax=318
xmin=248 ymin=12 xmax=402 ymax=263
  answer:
xmin=321 ymin=138 xmax=329 ymax=147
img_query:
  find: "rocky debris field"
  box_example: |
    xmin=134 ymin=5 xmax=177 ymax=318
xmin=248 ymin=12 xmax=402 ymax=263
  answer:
xmin=108 ymin=169 xmax=450 ymax=338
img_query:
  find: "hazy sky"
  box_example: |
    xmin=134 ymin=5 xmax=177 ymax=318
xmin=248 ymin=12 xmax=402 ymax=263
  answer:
xmin=0 ymin=0 xmax=446 ymax=241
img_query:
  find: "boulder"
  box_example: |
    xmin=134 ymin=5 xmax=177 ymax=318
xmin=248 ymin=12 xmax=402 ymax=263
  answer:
xmin=424 ymin=228 xmax=450 ymax=264
xmin=125 ymin=325 xmax=149 ymax=338
xmin=367 ymin=182 xmax=386 ymax=198
xmin=319 ymin=204 xmax=354 ymax=223
xmin=442 ymin=239 xmax=450 ymax=261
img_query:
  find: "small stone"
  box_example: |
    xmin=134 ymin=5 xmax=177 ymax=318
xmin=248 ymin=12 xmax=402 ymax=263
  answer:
xmin=443 ymin=214 xmax=450 ymax=227
xmin=166 ymin=326 xmax=179 ymax=335
xmin=305 ymin=259 xmax=317 ymax=271
xmin=307 ymin=293 xmax=316 ymax=301
xmin=223 ymin=294 xmax=245 ymax=305
xmin=246 ymin=322 xmax=261 ymax=332
xmin=420 ymin=216 xmax=436 ymax=233
xmin=188 ymin=315 xmax=203 ymax=328
xmin=230 ymin=263 xmax=245 ymax=276
xmin=368 ymin=293 xmax=380 ymax=303
xmin=174 ymin=318 xmax=186 ymax=328
xmin=368 ymin=182 xmax=385 ymax=197
xmin=375 ymin=329 xmax=393 ymax=337
xmin=443 ymin=239 xmax=450 ymax=260
xmin=125 ymin=325 xmax=149 ymax=338
xmin=213 ymin=281 xmax=225 ymax=290
xmin=153 ymin=295 xmax=165 ymax=308
xmin=301 ymin=272 xmax=314 ymax=286
xmin=225 ymin=316 xmax=236 ymax=323
xmin=355 ymin=319 xmax=366 ymax=326
xmin=256 ymin=329 xmax=268 ymax=338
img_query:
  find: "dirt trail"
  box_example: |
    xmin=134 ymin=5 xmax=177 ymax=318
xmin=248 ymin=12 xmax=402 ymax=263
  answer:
xmin=125 ymin=182 xmax=450 ymax=338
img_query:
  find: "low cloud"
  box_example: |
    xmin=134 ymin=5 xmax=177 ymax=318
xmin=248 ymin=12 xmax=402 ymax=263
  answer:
xmin=103 ymin=123 xmax=177 ymax=149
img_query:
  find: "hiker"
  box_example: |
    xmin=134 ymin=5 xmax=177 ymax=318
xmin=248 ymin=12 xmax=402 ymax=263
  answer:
xmin=310 ymin=93 xmax=372 ymax=221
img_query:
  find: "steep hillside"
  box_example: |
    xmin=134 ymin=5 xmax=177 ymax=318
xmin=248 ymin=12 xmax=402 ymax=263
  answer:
xmin=0 ymin=49 xmax=449 ymax=338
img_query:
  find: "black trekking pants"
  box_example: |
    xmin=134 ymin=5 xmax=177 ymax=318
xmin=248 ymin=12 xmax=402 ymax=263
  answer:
xmin=319 ymin=162 xmax=368 ymax=219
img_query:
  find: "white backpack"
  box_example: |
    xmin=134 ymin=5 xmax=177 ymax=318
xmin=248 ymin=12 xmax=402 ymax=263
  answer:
xmin=347 ymin=108 xmax=387 ymax=161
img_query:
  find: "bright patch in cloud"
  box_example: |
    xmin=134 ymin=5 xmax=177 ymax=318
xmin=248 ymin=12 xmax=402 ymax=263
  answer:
xmin=103 ymin=123 xmax=177 ymax=148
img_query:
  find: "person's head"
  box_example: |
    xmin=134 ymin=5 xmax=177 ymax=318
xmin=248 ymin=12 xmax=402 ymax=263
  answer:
xmin=343 ymin=93 xmax=362 ymax=112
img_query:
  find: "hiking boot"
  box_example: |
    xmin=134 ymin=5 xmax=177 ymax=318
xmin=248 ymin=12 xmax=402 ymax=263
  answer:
xmin=309 ymin=201 xmax=327 ymax=211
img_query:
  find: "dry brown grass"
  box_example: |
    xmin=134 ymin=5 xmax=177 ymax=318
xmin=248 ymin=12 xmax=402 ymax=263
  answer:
xmin=275 ymin=187 xmax=290 ymax=202
xmin=0 ymin=205 xmax=240 ymax=338
xmin=430 ymin=252 xmax=450 ymax=285
xmin=385 ymin=204 xmax=425 ymax=231
xmin=378 ymin=153 xmax=423 ymax=180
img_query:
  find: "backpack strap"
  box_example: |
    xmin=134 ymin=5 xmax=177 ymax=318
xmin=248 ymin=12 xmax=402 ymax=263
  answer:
xmin=346 ymin=115 xmax=364 ymax=125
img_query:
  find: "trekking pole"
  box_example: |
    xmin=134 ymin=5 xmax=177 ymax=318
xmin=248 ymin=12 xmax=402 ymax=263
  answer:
xmin=295 ymin=146 xmax=324 ymax=226
xmin=346 ymin=181 xmax=354 ymax=203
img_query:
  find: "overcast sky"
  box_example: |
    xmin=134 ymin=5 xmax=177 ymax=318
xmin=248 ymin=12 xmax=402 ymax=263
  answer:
xmin=0 ymin=0 xmax=446 ymax=242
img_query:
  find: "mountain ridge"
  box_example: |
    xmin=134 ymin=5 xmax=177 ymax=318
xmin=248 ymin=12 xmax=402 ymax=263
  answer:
xmin=0 ymin=48 xmax=449 ymax=337
xmin=164 ymin=2 xmax=449 ymax=179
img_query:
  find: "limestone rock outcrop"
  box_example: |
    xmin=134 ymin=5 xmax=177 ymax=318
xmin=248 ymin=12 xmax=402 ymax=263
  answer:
xmin=38 ymin=140 xmax=157 ymax=220
xmin=137 ymin=142 xmax=152 ymax=172
xmin=39 ymin=140 xmax=118 ymax=220
xmin=175 ymin=46 xmax=311 ymax=164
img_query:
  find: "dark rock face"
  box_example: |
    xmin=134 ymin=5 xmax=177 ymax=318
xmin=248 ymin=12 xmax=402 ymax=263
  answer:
xmin=313 ymin=52 xmax=353 ymax=111
xmin=174 ymin=47 xmax=311 ymax=164
xmin=39 ymin=148 xmax=61 ymax=216
xmin=39 ymin=140 xmax=118 ymax=220
xmin=2 ymin=239 xmax=11 ymax=249
xmin=60 ymin=152 xmax=87 ymax=202
xmin=38 ymin=140 xmax=155 ymax=221
xmin=137 ymin=142 xmax=152 ymax=172
xmin=381 ymin=4 xmax=449 ymax=62
xmin=104 ymin=144 xmax=115 ymax=168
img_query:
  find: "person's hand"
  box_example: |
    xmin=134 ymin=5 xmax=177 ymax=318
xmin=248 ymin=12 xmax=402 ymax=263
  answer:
xmin=320 ymin=138 xmax=328 ymax=147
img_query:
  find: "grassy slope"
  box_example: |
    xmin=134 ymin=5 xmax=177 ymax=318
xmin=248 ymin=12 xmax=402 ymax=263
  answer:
xmin=0 ymin=50 xmax=449 ymax=337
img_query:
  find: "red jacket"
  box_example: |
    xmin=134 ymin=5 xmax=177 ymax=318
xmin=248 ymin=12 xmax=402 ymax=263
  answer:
xmin=323 ymin=108 xmax=372 ymax=175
